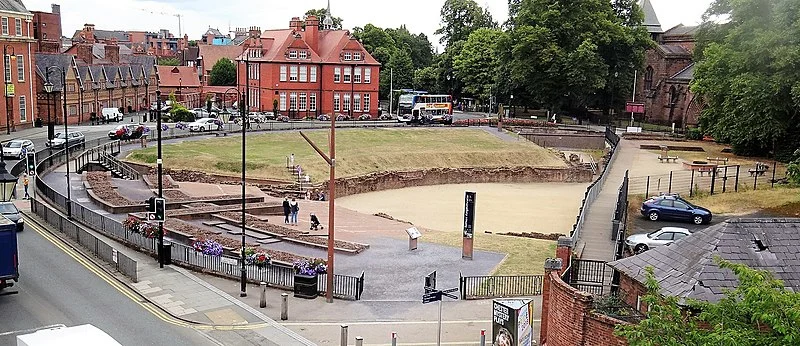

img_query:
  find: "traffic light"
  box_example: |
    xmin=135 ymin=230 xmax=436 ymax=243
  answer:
xmin=146 ymin=197 xmax=156 ymax=213
xmin=25 ymin=152 xmax=36 ymax=176
xmin=153 ymin=198 xmax=165 ymax=222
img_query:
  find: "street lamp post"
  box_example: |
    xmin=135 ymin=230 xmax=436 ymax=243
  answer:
xmin=156 ymin=90 xmax=164 ymax=268
xmin=240 ymin=58 xmax=250 ymax=297
xmin=44 ymin=66 xmax=71 ymax=218
xmin=3 ymin=45 xmax=16 ymax=135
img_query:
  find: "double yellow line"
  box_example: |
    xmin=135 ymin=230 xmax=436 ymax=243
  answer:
xmin=26 ymin=216 xmax=269 ymax=331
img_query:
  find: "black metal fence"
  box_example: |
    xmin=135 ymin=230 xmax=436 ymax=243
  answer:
xmin=570 ymin=127 xmax=621 ymax=241
xmin=31 ymin=140 xmax=366 ymax=300
xmin=612 ymin=171 xmax=629 ymax=261
xmin=459 ymin=273 xmax=543 ymax=300
xmin=629 ymin=165 xmax=749 ymax=198
xmin=563 ymin=259 xmax=613 ymax=296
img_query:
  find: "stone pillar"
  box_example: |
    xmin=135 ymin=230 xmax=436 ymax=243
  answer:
xmin=540 ymin=257 xmax=563 ymax=346
xmin=556 ymin=236 xmax=573 ymax=267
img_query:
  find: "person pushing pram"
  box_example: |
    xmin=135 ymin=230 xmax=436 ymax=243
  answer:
xmin=310 ymin=213 xmax=324 ymax=231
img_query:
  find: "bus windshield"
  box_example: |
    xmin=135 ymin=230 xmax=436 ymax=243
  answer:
xmin=399 ymin=95 xmax=414 ymax=104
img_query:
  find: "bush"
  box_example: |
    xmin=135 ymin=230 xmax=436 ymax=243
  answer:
xmin=686 ymin=127 xmax=703 ymax=140
xmin=788 ymin=149 xmax=800 ymax=184
xmin=169 ymin=105 xmax=195 ymax=122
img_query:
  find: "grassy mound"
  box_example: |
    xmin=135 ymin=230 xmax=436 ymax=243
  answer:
xmin=127 ymin=128 xmax=567 ymax=181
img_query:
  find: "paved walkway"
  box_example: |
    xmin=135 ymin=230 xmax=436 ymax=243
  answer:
xmin=577 ymin=138 xmax=635 ymax=262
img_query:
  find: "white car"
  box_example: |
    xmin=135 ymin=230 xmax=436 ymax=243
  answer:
xmin=625 ymin=227 xmax=691 ymax=254
xmin=101 ymin=108 xmax=123 ymax=122
xmin=2 ymin=139 xmax=34 ymax=159
xmin=191 ymin=108 xmax=217 ymax=118
xmin=187 ymin=118 xmax=218 ymax=132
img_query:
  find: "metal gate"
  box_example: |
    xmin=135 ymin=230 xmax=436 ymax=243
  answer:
xmin=569 ymin=259 xmax=608 ymax=296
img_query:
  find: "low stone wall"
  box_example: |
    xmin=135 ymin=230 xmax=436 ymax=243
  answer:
xmin=520 ymin=132 xmax=606 ymax=150
xmin=327 ymin=166 xmax=593 ymax=198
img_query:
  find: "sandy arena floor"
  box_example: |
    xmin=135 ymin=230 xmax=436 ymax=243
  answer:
xmin=338 ymin=182 xmax=590 ymax=235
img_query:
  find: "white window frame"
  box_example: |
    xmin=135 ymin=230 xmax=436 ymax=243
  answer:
xmin=310 ymin=66 xmax=317 ymax=83
xmin=279 ymin=92 xmax=287 ymax=111
xmin=3 ymin=55 xmax=10 ymax=83
xmin=343 ymin=67 xmax=351 ymax=83
xmin=309 ymin=93 xmax=317 ymax=111
xmin=280 ymin=65 xmax=287 ymax=82
xmin=299 ymin=92 xmax=307 ymax=111
xmin=343 ymin=93 xmax=350 ymax=111
xmin=364 ymin=68 xmax=371 ymax=83
xmin=344 ymin=52 xmax=352 ymax=61
xmin=334 ymin=67 xmax=340 ymax=83
xmin=68 ymin=105 xmax=77 ymax=116
xmin=1 ymin=18 xmax=7 ymax=35
xmin=363 ymin=93 xmax=370 ymax=111
xmin=289 ymin=50 xmax=297 ymax=59
xmin=289 ymin=66 xmax=298 ymax=82
xmin=299 ymin=66 xmax=307 ymax=82
xmin=333 ymin=93 xmax=340 ymax=112
xmin=354 ymin=67 xmax=361 ymax=83
xmin=18 ymin=95 xmax=25 ymax=121
xmin=14 ymin=18 xmax=21 ymax=36
xmin=289 ymin=92 xmax=297 ymax=110
xmin=16 ymin=55 xmax=23 ymax=82
xmin=354 ymin=93 xmax=361 ymax=112
xmin=354 ymin=52 xmax=361 ymax=61
xmin=299 ymin=50 xmax=307 ymax=60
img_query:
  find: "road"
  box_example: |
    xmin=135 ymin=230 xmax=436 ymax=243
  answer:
xmin=0 ymin=220 xmax=216 ymax=345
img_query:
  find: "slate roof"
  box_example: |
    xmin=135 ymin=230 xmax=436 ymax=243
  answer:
xmin=609 ymin=218 xmax=800 ymax=303
xmin=34 ymin=53 xmax=74 ymax=92
xmin=71 ymin=29 xmax=130 ymax=42
xmin=671 ymin=63 xmax=694 ymax=81
xmin=640 ymin=0 xmax=663 ymax=34
xmin=92 ymin=44 xmax=133 ymax=60
xmin=0 ymin=0 xmax=30 ymax=13
xmin=665 ymin=24 xmax=700 ymax=37
xmin=657 ymin=44 xmax=691 ymax=57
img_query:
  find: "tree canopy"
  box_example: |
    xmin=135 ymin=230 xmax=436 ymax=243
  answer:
xmin=209 ymin=58 xmax=236 ymax=86
xmin=304 ymin=8 xmax=343 ymax=30
xmin=453 ymin=28 xmax=506 ymax=101
xmin=157 ymin=57 xmax=180 ymax=66
xmin=692 ymin=0 xmax=800 ymax=158
xmin=616 ymin=259 xmax=800 ymax=345
xmin=435 ymin=0 xmax=497 ymax=46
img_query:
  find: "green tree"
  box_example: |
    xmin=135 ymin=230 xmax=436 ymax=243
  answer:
xmin=157 ymin=57 xmax=180 ymax=66
xmin=386 ymin=26 xmax=434 ymax=70
xmin=304 ymin=8 xmax=343 ymax=30
xmin=435 ymin=0 xmax=497 ymax=47
xmin=413 ymin=66 xmax=438 ymax=93
xmin=692 ymin=0 xmax=800 ymax=158
xmin=454 ymin=28 xmax=505 ymax=101
xmin=209 ymin=58 xmax=236 ymax=86
xmin=380 ymin=49 xmax=414 ymax=99
xmin=616 ymin=259 xmax=800 ymax=345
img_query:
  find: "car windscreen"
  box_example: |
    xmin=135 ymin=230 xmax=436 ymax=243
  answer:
xmin=4 ymin=141 xmax=21 ymax=148
xmin=0 ymin=203 xmax=18 ymax=214
xmin=55 ymin=133 xmax=67 ymax=139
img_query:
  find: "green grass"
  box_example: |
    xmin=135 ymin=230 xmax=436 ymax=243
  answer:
xmin=126 ymin=128 xmax=567 ymax=181
xmin=686 ymin=186 xmax=800 ymax=216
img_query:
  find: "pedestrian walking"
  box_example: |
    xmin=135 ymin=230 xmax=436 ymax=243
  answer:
xmin=290 ymin=197 xmax=299 ymax=225
xmin=22 ymin=175 xmax=29 ymax=199
xmin=282 ymin=197 xmax=290 ymax=224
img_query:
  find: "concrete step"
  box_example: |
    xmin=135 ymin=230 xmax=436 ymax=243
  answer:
xmin=219 ymin=223 xmax=272 ymax=241
xmin=257 ymin=238 xmax=282 ymax=245
xmin=202 ymin=220 xmax=227 ymax=227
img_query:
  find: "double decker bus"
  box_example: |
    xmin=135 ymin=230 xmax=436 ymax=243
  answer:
xmin=398 ymin=94 xmax=453 ymax=125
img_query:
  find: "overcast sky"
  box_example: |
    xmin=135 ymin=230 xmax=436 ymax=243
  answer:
xmin=26 ymin=0 xmax=714 ymax=48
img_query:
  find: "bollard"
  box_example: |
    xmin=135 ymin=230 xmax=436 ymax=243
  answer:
xmin=480 ymin=329 xmax=486 ymax=346
xmin=391 ymin=332 xmax=397 ymax=346
xmin=340 ymin=325 xmax=348 ymax=346
xmin=281 ymin=293 xmax=288 ymax=320
xmin=259 ymin=282 xmax=267 ymax=308
xmin=355 ymin=336 xmax=363 ymax=346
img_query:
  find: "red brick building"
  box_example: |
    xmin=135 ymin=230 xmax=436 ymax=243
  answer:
xmin=0 ymin=0 xmax=37 ymax=131
xmin=72 ymin=24 xmax=187 ymax=58
xmin=635 ymin=0 xmax=700 ymax=128
xmin=31 ymin=3 xmax=62 ymax=53
xmin=156 ymin=65 xmax=201 ymax=108
xmin=236 ymin=15 xmax=380 ymax=118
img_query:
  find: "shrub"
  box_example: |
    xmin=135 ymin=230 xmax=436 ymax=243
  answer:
xmin=686 ymin=127 xmax=703 ymax=140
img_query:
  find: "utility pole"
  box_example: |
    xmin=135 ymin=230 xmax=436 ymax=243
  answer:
xmin=631 ymin=70 xmax=637 ymax=127
xmin=388 ymin=68 xmax=393 ymax=118
xmin=156 ymin=89 xmax=164 ymax=268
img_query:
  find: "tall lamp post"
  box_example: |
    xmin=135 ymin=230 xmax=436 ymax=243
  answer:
xmin=3 ymin=45 xmax=16 ymax=135
xmin=0 ymin=120 xmax=15 ymax=200
xmin=44 ymin=66 xmax=71 ymax=218
xmin=239 ymin=56 xmax=250 ymax=297
xmin=156 ymin=89 xmax=165 ymax=268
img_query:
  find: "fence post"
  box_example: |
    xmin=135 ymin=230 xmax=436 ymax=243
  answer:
xmin=753 ymin=171 xmax=758 ymax=191
xmin=722 ymin=166 xmax=729 ymax=193
xmin=480 ymin=329 xmax=486 ymax=346
xmin=391 ymin=332 xmax=397 ymax=346
xmin=340 ymin=325 xmax=348 ymax=346
xmin=710 ymin=167 xmax=716 ymax=195
xmin=645 ymin=176 xmax=650 ymax=198
xmin=735 ymin=166 xmax=740 ymax=192
xmin=772 ymin=161 xmax=777 ymax=188
xmin=355 ymin=336 xmax=363 ymax=346
xmin=281 ymin=293 xmax=288 ymax=320
xmin=459 ymin=272 xmax=465 ymax=300
xmin=689 ymin=169 xmax=695 ymax=197
xmin=260 ymin=282 xmax=267 ymax=308
xmin=668 ymin=171 xmax=673 ymax=194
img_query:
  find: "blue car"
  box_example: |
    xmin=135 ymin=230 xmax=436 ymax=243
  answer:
xmin=640 ymin=194 xmax=712 ymax=225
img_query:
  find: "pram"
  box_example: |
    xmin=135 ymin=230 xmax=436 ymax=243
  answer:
xmin=310 ymin=213 xmax=324 ymax=230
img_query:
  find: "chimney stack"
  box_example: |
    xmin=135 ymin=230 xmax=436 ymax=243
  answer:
xmin=77 ymin=43 xmax=93 ymax=64
xmin=304 ymin=15 xmax=319 ymax=53
xmin=82 ymin=23 xmax=95 ymax=44
xmin=289 ymin=17 xmax=302 ymax=32
xmin=248 ymin=26 xmax=261 ymax=39
xmin=105 ymin=38 xmax=120 ymax=64
xmin=51 ymin=4 xmax=60 ymax=14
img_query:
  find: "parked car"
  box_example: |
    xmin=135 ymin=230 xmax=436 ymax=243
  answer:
xmin=101 ymin=108 xmax=123 ymax=122
xmin=46 ymin=131 xmax=85 ymax=149
xmin=640 ymin=194 xmax=713 ymax=225
xmin=108 ymin=124 xmax=147 ymax=140
xmin=191 ymin=108 xmax=217 ymax=118
xmin=2 ymin=139 xmax=34 ymax=159
xmin=626 ymin=227 xmax=691 ymax=254
xmin=187 ymin=118 xmax=219 ymax=132
xmin=317 ymin=114 xmax=330 ymax=121
xmin=0 ymin=202 xmax=24 ymax=232
xmin=358 ymin=114 xmax=372 ymax=120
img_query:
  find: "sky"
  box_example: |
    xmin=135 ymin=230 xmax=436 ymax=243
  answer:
xmin=26 ymin=0 xmax=714 ymax=49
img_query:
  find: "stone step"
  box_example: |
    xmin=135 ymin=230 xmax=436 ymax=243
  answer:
xmin=202 ymin=220 xmax=227 ymax=227
xmin=219 ymin=223 xmax=272 ymax=241
xmin=257 ymin=238 xmax=282 ymax=245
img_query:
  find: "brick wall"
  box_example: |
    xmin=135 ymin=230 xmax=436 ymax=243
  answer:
xmin=619 ymin=272 xmax=648 ymax=313
xmin=520 ymin=133 xmax=605 ymax=149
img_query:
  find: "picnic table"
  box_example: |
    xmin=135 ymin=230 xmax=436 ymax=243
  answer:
xmin=658 ymin=156 xmax=679 ymax=163
xmin=748 ymin=162 xmax=770 ymax=177
xmin=706 ymin=157 xmax=729 ymax=165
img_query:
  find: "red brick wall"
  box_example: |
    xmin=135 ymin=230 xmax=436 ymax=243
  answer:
xmin=585 ymin=312 xmax=629 ymax=346
xmin=619 ymin=273 xmax=648 ymax=313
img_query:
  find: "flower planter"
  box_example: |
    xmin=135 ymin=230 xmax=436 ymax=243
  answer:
xmin=293 ymin=274 xmax=318 ymax=299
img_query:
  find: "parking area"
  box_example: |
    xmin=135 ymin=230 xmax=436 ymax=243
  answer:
xmin=630 ymin=213 xmax=724 ymax=236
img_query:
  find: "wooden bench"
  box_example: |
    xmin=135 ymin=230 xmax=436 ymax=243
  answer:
xmin=697 ymin=166 xmax=722 ymax=177
xmin=706 ymin=157 xmax=729 ymax=165
xmin=658 ymin=156 xmax=679 ymax=163
xmin=749 ymin=169 xmax=767 ymax=177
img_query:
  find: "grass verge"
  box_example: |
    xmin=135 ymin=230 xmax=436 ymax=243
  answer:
xmin=126 ymin=128 xmax=567 ymax=181
xmin=686 ymin=186 xmax=800 ymax=216
xmin=422 ymin=229 xmax=555 ymax=276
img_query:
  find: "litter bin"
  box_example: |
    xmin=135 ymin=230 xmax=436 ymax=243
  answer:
xmin=163 ymin=242 xmax=172 ymax=265
xmin=34 ymin=118 xmax=42 ymax=127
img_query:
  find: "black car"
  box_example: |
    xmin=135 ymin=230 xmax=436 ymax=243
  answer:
xmin=0 ymin=202 xmax=24 ymax=232
xmin=640 ymin=194 xmax=713 ymax=225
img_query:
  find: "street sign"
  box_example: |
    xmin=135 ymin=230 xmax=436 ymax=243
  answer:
xmin=626 ymin=102 xmax=645 ymax=114
xmin=423 ymin=290 xmax=442 ymax=304
xmin=463 ymin=191 xmax=476 ymax=238
xmin=425 ymin=271 xmax=436 ymax=290
xmin=5 ymin=84 xmax=14 ymax=97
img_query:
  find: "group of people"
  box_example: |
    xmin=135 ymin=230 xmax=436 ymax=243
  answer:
xmin=282 ymin=196 xmax=323 ymax=230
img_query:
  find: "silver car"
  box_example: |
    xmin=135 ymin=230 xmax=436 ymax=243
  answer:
xmin=625 ymin=227 xmax=691 ymax=254
xmin=2 ymin=139 xmax=34 ymax=159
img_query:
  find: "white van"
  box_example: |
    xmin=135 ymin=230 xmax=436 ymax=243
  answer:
xmin=101 ymin=108 xmax=123 ymax=122
xmin=17 ymin=324 xmax=122 ymax=346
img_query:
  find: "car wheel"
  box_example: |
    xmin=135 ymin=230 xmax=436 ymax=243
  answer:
xmin=648 ymin=211 xmax=660 ymax=221
xmin=693 ymin=215 xmax=704 ymax=225
xmin=200 ymin=127 xmax=205 ymax=132
xmin=634 ymin=244 xmax=648 ymax=254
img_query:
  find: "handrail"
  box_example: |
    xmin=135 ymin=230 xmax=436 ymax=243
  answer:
xmin=99 ymin=152 xmax=140 ymax=180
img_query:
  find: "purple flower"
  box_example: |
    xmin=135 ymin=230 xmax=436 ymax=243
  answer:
xmin=161 ymin=124 xmax=169 ymax=131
